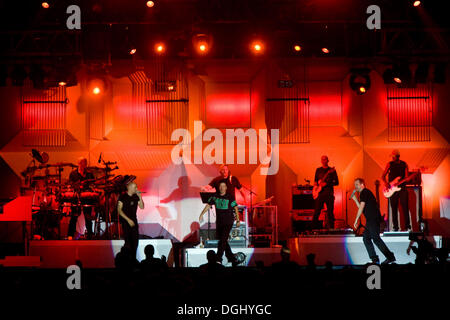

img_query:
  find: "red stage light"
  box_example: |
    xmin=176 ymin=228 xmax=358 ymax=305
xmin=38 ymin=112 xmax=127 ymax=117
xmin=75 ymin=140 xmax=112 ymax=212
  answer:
xmin=394 ymin=77 xmax=402 ymax=84
xmin=198 ymin=43 xmax=207 ymax=52
xmin=58 ymin=82 xmax=66 ymax=87
xmin=93 ymin=87 xmax=101 ymax=95
xmin=129 ymin=48 xmax=137 ymax=55
xmin=42 ymin=2 xmax=50 ymax=9
xmin=251 ymin=41 xmax=264 ymax=54
xmin=155 ymin=43 xmax=165 ymax=54
xmin=146 ymin=1 xmax=155 ymax=8
xmin=322 ymin=47 xmax=330 ymax=54
xmin=359 ymin=86 xmax=366 ymax=94
xmin=413 ymin=1 xmax=421 ymax=7
xmin=294 ymin=45 xmax=302 ymax=52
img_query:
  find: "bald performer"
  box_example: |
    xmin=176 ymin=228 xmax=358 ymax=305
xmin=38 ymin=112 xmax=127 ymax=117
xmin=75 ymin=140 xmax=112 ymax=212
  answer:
xmin=313 ymin=155 xmax=339 ymax=229
xmin=382 ymin=149 xmax=411 ymax=231
xmin=118 ymin=182 xmax=144 ymax=256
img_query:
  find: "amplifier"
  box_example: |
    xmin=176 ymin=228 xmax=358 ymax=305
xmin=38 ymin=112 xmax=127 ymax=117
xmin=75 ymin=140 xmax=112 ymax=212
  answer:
xmin=292 ymin=186 xmax=315 ymax=211
xmin=205 ymin=239 xmax=246 ymax=248
xmin=200 ymin=222 xmax=247 ymax=247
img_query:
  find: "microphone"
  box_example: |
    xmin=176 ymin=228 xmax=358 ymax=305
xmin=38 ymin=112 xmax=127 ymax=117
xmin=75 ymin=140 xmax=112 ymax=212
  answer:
xmin=98 ymin=152 xmax=102 ymax=164
xmin=348 ymin=189 xmax=357 ymax=200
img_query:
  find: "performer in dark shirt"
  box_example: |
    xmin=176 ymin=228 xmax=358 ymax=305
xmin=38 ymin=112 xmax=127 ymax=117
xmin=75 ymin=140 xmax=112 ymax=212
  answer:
xmin=118 ymin=181 xmax=144 ymax=256
xmin=382 ymin=149 xmax=411 ymax=231
xmin=351 ymin=178 xmax=396 ymax=264
xmin=67 ymin=157 xmax=95 ymax=239
xmin=313 ymin=155 xmax=339 ymax=229
xmin=199 ymin=181 xmax=240 ymax=266
xmin=203 ymin=165 xmax=246 ymax=204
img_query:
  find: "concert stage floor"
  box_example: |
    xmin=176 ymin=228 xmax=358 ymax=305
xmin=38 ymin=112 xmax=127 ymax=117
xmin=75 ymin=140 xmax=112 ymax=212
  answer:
xmin=26 ymin=234 xmax=443 ymax=268
xmin=289 ymin=234 xmax=443 ymax=265
xmin=29 ymin=239 xmax=173 ymax=268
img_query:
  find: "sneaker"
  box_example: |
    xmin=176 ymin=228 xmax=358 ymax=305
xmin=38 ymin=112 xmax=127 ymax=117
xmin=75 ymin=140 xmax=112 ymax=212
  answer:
xmin=381 ymin=256 xmax=396 ymax=265
xmin=371 ymin=258 xmax=380 ymax=264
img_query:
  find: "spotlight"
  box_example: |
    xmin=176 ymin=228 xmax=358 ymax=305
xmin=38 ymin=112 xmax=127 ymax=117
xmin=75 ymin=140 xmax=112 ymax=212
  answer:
xmin=155 ymin=43 xmax=165 ymax=54
xmin=193 ymin=34 xmax=212 ymax=55
xmin=42 ymin=2 xmax=50 ymax=9
xmin=294 ymin=45 xmax=302 ymax=52
xmin=251 ymin=40 xmax=264 ymax=54
xmin=349 ymin=68 xmax=371 ymax=95
xmin=393 ymin=77 xmax=402 ymax=84
xmin=199 ymin=43 xmax=207 ymax=52
xmin=413 ymin=1 xmax=421 ymax=7
xmin=58 ymin=81 xmax=66 ymax=87
xmin=88 ymin=78 xmax=106 ymax=96
xmin=322 ymin=47 xmax=330 ymax=54
xmin=129 ymin=48 xmax=137 ymax=55
xmin=146 ymin=1 xmax=155 ymax=8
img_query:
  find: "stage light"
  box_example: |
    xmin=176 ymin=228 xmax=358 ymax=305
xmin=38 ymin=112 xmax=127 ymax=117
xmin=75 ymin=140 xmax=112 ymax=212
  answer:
xmin=58 ymin=81 xmax=66 ymax=87
xmin=129 ymin=48 xmax=137 ymax=55
xmin=413 ymin=1 xmax=421 ymax=7
xmin=294 ymin=45 xmax=301 ymax=52
xmin=146 ymin=1 xmax=155 ymax=8
xmin=199 ymin=43 xmax=207 ymax=52
xmin=349 ymin=68 xmax=371 ymax=95
xmin=154 ymin=43 xmax=166 ymax=54
xmin=93 ymin=87 xmax=101 ymax=95
xmin=250 ymin=40 xmax=264 ymax=54
xmin=322 ymin=47 xmax=330 ymax=54
xmin=394 ymin=77 xmax=402 ymax=84
xmin=42 ymin=2 xmax=50 ymax=9
xmin=193 ymin=34 xmax=212 ymax=55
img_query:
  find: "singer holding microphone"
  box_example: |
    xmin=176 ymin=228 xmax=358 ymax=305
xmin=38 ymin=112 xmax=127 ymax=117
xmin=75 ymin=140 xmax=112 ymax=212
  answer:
xmin=118 ymin=181 xmax=144 ymax=257
xmin=350 ymin=178 xmax=396 ymax=265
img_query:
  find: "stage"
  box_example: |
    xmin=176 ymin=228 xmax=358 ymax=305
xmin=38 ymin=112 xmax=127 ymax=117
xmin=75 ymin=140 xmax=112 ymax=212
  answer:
xmin=19 ymin=233 xmax=444 ymax=269
xmin=289 ymin=234 xmax=443 ymax=265
xmin=29 ymin=239 xmax=172 ymax=268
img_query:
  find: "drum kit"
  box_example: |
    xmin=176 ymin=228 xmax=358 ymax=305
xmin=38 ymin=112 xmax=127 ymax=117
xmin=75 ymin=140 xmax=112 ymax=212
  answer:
xmin=21 ymin=149 xmax=135 ymax=240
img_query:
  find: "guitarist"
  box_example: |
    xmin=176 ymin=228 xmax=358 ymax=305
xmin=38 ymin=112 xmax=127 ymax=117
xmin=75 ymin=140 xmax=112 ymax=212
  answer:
xmin=313 ymin=155 xmax=339 ymax=229
xmin=382 ymin=149 xmax=411 ymax=231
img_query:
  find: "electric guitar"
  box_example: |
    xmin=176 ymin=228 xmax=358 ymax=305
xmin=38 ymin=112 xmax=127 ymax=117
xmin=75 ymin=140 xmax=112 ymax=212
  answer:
xmin=382 ymin=172 xmax=418 ymax=198
xmin=312 ymin=167 xmax=336 ymax=200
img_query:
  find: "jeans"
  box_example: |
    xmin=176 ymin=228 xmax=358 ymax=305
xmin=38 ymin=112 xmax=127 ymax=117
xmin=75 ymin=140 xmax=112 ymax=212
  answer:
xmin=313 ymin=192 xmax=335 ymax=229
xmin=216 ymin=220 xmax=235 ymax=263
xmin=363 ymin=220 xmax=395 ymax=261
xmin=121 ymin=220 xmax=139 ymax=257
xmin=390 ymin=188 xmax=410 ymax=230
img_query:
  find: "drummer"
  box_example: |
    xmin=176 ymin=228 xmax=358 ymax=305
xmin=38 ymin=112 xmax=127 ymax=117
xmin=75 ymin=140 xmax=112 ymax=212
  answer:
xmin=67 ymin=157 xmax=95 ymax=240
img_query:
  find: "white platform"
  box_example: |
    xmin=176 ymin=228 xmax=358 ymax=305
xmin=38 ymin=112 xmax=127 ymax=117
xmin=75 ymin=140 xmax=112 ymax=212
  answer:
xmin=184 ymin=247 xmax=282 ymax=267
xmin=29 ymin=239 xmax=173 ymax=268
xmin=289 ymin=235 xmax=442 ymax=265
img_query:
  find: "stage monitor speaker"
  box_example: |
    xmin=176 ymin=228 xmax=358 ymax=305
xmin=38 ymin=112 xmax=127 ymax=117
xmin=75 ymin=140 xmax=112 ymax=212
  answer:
xmin=292 ymin=190 xmax=314 ymax=210
xmin=388 ymin=186 xmax=422 ymax=231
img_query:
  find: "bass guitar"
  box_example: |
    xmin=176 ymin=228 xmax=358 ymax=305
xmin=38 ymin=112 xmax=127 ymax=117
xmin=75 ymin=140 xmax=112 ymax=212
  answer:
xmin=312 ymin=167 xmax=336 ymax=200
xmin=382 ymin=172 xmax=418 ymax=198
